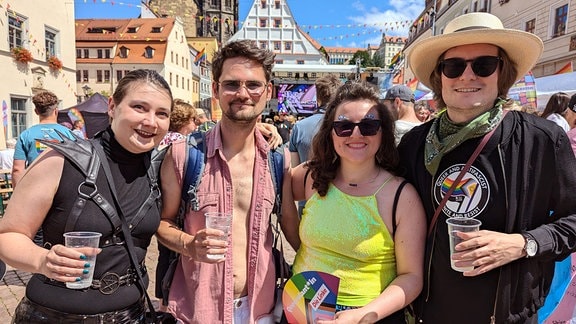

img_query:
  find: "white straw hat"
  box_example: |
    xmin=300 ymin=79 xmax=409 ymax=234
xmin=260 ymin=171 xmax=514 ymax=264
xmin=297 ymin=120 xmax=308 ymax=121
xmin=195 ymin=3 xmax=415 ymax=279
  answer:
xmin=407 ymin=12 xmax=543 ymax=89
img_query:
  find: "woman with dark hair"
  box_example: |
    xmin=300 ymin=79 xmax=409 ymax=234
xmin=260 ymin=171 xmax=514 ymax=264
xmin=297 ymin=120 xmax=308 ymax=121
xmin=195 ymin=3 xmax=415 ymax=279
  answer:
xmin=540 ymin=92 xmax=574 ymax=132
xmin=288 ymin=82 xmax=426 ymax=323
xmin=0 ymin=69 xmax=173 ymax=322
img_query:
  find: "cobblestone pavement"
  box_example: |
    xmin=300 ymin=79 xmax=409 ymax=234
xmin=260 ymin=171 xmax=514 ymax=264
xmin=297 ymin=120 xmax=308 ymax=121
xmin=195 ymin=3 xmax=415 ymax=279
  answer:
xmin=0 ymin=237 xmax=162 ymax=322
xmin=0 ymin=232 xmax=296 ymax=322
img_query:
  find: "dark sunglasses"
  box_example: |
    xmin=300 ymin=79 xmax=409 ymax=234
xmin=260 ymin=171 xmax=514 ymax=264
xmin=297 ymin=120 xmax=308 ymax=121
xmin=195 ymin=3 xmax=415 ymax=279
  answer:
xmin=438 ymin=56 xmax=502 ymax=79
xmin=332 ymin=119 xmax=381 ymax=137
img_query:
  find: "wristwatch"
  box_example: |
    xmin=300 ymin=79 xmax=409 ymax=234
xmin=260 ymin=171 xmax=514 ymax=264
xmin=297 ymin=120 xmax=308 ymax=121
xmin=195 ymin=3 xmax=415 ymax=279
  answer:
xmin=522 ymin=233 xmax=538 ymax=258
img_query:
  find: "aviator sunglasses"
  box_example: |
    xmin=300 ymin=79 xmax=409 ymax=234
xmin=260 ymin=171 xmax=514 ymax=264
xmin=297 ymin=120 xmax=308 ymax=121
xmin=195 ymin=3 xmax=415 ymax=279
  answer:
xmin=218 ymin=80 xmax=267 ymax=96
xmin=438 ymin=56 xmax=502 ymax=79
xmin=332 ymin=119 xmax=381 ymax=137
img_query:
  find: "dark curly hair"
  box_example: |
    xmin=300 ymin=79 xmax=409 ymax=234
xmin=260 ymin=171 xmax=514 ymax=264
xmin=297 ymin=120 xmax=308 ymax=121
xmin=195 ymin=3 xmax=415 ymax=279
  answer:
xmin=308 ymin=82 xmax=399 ymax=196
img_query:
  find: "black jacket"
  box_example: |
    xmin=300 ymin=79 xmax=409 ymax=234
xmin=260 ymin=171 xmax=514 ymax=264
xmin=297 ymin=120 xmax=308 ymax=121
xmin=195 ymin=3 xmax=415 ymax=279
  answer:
xmin=398 ymin=111 xmax=576 ymax=323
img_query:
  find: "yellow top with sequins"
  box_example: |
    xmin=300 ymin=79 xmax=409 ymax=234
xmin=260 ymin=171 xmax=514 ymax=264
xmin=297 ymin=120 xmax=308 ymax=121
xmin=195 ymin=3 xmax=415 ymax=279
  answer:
xmin=292 ymin=180 xmax=396 ymax=306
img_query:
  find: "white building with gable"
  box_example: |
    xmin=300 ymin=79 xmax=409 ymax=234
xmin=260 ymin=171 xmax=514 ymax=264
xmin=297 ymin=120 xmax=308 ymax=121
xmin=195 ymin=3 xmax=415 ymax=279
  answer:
xmin=228 ymin=0 xmax=328 ymax=65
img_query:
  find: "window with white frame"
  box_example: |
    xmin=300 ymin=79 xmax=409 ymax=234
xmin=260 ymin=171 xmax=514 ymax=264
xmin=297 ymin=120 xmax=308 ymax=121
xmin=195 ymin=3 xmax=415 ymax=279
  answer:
xmin=97 ymin=70 xmax=103 ymax=83
xmin=8 ymin=14 xmax=25 ymax=50
xmin=11 ymin=97 xmax=27 ymax=137
xmin=45 ymin=28 xmax=58 ymax=59
xmin=84 ymin=49 xmax=89 ymax=58
xmin=284 ymin=42 xmax=292 ymax=50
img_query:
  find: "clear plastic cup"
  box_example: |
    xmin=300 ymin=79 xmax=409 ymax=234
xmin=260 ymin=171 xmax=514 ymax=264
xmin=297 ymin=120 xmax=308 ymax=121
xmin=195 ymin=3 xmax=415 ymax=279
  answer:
xmin=63 ymin=231 xmax=101 ymax=289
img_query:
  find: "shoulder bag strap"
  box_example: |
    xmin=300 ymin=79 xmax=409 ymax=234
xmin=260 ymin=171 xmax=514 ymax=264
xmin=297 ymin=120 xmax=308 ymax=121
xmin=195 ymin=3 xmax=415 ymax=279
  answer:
xmin=92 ymin=142 xmax=158 ymax=321
xmin=392 ymin=180 xmax=409 ymax=236
xmin=427 ymin=111 xmax=507 ymax=237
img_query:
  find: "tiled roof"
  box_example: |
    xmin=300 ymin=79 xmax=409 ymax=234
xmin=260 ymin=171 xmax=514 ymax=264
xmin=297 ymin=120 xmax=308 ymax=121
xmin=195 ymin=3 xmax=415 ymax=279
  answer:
xmin=75 ymin=18 xmax=175 ymax=64
xmin=323 ymin=47 xmax=365 ymax=54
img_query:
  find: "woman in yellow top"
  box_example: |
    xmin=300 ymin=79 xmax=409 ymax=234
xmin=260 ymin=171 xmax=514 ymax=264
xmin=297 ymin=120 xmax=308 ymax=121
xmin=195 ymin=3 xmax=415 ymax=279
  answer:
xmin=289 ymin=82 xmax=426 ymax=323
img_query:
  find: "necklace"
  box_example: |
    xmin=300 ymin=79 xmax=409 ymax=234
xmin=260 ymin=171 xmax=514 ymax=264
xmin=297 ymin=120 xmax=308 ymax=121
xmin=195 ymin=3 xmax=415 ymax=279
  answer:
xmin=348 ymin=168 xmax=381 ymax=187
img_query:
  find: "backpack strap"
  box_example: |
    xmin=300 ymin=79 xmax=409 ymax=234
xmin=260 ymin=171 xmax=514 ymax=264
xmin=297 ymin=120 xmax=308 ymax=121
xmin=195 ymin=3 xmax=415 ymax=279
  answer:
xmin=181 ymin=131 xmax=206 ymax=215
xmin=268 ymin=145 xmax=284 ymax=219
xmin=392 ymin=180 xmax=408 ymax=236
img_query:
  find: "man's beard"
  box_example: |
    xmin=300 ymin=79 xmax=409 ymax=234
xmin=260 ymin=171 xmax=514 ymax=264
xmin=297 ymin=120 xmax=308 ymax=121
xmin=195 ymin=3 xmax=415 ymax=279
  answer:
xmin=223 ymin=100 xmax=262 ymax=124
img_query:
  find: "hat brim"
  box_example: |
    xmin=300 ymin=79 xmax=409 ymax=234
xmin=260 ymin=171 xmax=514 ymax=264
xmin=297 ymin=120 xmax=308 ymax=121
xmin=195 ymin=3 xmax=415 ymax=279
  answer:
xmin=408 ymin=29 xmax=543 ymax=89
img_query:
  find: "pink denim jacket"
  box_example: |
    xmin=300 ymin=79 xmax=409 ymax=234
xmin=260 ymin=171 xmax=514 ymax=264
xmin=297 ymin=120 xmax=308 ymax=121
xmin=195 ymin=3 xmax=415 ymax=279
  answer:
xmin=167 ymin=123 xmax=277 ymax=323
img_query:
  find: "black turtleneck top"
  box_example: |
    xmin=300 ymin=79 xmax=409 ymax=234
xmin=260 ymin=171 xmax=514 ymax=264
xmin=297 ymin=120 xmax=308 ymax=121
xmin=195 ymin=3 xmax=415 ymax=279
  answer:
xmin=26 ymin=127 xmax=161 ymax=314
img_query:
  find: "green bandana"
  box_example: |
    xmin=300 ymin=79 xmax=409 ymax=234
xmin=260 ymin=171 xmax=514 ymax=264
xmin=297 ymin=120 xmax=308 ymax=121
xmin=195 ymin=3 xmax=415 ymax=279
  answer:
xmin=424 ymin=99 xmax=505 ymax=175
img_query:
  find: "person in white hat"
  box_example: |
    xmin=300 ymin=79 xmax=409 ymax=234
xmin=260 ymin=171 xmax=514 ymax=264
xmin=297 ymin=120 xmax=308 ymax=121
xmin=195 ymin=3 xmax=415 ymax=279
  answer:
xmin=398 ymin=12 xmax=576 ymax=323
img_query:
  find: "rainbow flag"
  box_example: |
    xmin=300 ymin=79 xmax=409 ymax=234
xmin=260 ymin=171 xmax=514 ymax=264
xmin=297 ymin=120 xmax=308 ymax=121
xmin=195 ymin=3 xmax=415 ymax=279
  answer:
xmin=388 ymin=51 xmax=401 ymax=69
xmin=554 ymin=62 xmax=572 ymax=75
xmin=406 ymin=78 xmax=431 ymax=101
xmin=194 ymin=48 xmax=206 ymax=66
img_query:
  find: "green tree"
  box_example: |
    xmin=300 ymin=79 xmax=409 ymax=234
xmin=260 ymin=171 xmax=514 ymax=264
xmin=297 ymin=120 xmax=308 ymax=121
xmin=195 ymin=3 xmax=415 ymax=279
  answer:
xmin=350 ymin=51 xmax=373 ymax=67
xmin=372 ymin=53 xmax=386 ymax=68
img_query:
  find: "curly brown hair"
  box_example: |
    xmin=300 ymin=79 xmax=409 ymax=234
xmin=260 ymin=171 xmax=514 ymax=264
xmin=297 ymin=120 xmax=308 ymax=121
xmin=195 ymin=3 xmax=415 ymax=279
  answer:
xmin=32 ymin=91 xmax=59 ymax=116
xmin=429 ymin=47 xmax=518 ymax=109
xmin=169 ymin=99 xmax=197 ymax=132
xmin=308 ymin=82 xmax=399 ymax=196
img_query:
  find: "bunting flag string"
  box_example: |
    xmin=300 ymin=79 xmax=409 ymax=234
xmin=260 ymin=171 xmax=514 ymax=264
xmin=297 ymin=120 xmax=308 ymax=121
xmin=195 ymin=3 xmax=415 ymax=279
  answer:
xmin=73 ymin=0 xmax=411 ymax=35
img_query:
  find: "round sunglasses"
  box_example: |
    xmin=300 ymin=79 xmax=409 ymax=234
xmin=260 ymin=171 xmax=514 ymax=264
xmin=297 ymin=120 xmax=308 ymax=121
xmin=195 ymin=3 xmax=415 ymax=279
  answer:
xmin=438 ymin=56 xmax=502 ymax=79
xmin=332 ymin=119 xmax=381 ymax=137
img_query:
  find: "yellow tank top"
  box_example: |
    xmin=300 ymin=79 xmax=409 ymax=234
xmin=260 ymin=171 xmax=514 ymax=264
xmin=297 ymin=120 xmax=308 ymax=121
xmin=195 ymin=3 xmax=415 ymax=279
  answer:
xmin=292 ymin=180 xmax=396 ymax=306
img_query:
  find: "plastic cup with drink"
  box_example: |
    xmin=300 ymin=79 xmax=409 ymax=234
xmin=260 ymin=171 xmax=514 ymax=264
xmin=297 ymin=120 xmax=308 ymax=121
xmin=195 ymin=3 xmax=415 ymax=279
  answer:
xmin=445 ymin=217 xmax=481 ymax=272
xmin=205 ymin=212 xmax=232 ymax=260
xmin=63 ymin=231 xmax=102 ymax=289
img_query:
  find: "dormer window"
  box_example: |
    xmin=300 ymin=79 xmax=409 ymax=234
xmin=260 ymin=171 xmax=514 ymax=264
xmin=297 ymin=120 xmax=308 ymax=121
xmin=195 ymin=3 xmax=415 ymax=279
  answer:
xmin=119 ymin=46 xmax=129 ymax=58
xmin=144 ymin=46 xmax=154 ymax=58
xmin=151 ymin=26 xmax=163 ymax=33
xmin=127 ymin=26 xmax=139 ymax=33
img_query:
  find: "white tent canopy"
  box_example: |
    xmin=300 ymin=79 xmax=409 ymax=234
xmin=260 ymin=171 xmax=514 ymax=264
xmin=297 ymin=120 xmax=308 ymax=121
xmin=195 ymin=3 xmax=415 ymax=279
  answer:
xmin=535 ymin=72 xmax=576 ymax=110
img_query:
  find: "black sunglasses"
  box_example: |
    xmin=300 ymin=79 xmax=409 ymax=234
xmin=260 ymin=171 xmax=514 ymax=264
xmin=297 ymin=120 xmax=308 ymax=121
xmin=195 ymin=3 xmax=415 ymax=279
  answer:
xmin=438 ymin=56 xmax=502 ymax=79
xmin=332 ymin=119 xmax=381 ymax=137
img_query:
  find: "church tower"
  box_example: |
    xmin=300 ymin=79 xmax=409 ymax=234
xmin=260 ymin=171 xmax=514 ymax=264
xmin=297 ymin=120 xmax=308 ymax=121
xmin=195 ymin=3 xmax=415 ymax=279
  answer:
xmin=146 ymin=0 xmax=238 ymax=44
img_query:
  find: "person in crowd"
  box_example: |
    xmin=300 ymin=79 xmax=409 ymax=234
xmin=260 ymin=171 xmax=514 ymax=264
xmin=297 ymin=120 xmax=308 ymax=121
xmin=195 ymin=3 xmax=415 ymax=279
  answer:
xmin=195 ymin=108 xmax=216 ymax=132
xmin=156 ymin=39 xmax=298 ymax=323
xmin=568 ymin=127 xmax=576 ymax=157
xmin=12 ymin=91 xmax=75 ymax=187
xmin=382 ymin=85 xmax=421 ymax=145
xmin=158 ymin=99 xmax=198 ymax=150
xmin=540 ymin=92 xmax=575 ymax=132
xmin=414 ymin=101 xmax=432 ymax=122
xmin=275 ymin=111 xmax=292 ymax=144
xmin=289 ymin=74 xmax=342 ymax=217
xmin=0 ymin=138 xmax=16 ymax=171
xmin=71 ymin=120 xmax=87 ymax=139
xmin=289 ymin=82 xmax=426 ymax=323
xmin=289 ymin=74 xmax=342 ymax=167
xmin=399 ymin=12 xmax=576 ymax=323
xmin=0 ymin=69 xmax=173 ymax=322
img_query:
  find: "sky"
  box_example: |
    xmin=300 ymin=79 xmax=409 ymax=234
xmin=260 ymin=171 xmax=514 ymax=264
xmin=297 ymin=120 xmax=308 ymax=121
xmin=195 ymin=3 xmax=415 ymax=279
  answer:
xmin=73 ymin=0 xmax=424 ymax=48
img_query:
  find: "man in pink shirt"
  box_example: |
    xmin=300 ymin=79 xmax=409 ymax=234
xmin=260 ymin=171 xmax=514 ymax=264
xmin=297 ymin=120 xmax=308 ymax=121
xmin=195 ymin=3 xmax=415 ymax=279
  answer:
xmin=157 ymin=40 xmax=299 ymax=323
